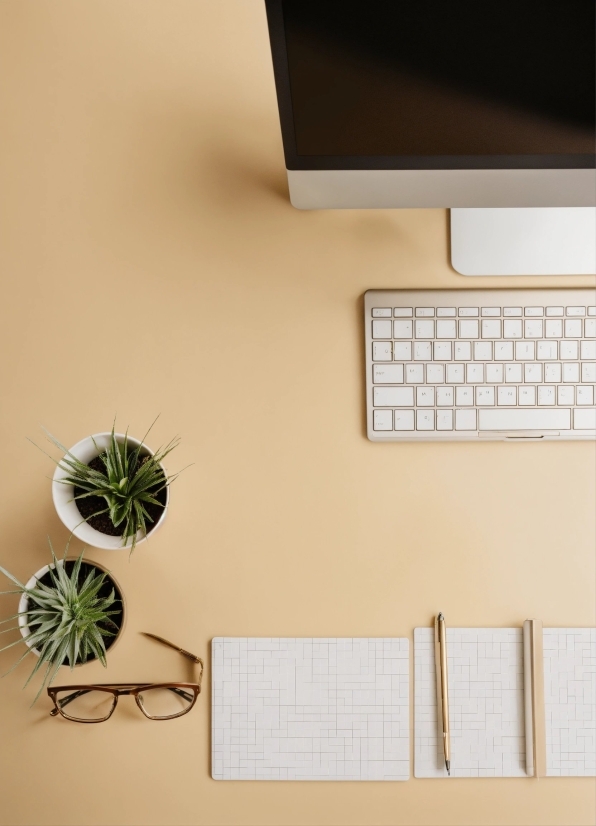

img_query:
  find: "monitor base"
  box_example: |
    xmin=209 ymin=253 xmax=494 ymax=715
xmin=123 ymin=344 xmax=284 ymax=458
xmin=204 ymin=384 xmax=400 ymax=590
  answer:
xmin=451 ymin=208 xmax=596 ymax=276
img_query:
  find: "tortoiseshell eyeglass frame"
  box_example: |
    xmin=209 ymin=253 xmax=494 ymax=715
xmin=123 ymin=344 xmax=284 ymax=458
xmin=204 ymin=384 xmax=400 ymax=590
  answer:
xmin=47 ymin=633 xmax=204 ymax=723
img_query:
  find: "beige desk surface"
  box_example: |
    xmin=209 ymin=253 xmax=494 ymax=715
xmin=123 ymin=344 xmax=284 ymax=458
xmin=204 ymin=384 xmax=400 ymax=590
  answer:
xmin=0 ymin=3 xmax=595 ymax=825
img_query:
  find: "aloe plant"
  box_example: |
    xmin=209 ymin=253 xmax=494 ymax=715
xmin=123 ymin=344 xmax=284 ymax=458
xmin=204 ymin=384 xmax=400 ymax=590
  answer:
xmin=39 ymin=420 xmax=182 ymax=552
xmin=0 ymin=541 xmax=121 ymax=702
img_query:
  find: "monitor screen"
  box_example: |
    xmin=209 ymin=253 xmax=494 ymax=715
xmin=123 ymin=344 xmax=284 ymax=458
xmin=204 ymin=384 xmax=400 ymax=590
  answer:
xmin=267 ymin=0 xmax=595 ymax=169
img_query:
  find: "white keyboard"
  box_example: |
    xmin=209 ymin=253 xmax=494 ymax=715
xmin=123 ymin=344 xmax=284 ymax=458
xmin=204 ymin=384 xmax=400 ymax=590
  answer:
xmin=365 ymin=289 xmax=596 ymax=442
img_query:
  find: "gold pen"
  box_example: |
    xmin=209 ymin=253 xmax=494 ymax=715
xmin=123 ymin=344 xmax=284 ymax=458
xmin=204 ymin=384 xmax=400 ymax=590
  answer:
xmin=434 ymin=613 xmax=451 ymax=775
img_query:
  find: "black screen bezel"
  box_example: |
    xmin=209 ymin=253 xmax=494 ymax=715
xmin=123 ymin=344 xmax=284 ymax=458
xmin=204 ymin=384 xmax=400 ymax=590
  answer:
xmin=265 ymin=0 xmax=595 ymax=171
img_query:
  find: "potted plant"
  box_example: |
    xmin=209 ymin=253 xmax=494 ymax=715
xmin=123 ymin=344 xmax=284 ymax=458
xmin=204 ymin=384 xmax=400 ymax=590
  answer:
xmin=0 ymin=541 xmax=125 ymax=702
xmin=37 ymin=421 xmax=182 ymax=552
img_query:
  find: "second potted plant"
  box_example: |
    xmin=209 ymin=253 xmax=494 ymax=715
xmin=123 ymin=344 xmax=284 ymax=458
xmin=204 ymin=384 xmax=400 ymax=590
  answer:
xmin=0 ymin=541 xmax=124 ymax=702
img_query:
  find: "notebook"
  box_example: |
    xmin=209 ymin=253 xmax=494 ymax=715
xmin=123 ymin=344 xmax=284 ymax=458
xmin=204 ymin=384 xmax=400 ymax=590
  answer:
xmin=414 ymin=625 xmax=596 ymax=778
xmin=212 ymin=637 xmax=409 ymax=780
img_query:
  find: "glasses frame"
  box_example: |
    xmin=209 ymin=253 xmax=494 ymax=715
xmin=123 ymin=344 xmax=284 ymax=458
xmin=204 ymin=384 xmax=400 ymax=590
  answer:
xmin=47 ymin=681 xmax=202 ymax=723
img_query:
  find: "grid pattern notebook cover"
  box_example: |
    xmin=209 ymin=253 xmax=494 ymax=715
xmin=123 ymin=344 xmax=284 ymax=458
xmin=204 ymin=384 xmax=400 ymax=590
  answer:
xmin=414 ymin=627 xmax=596 ymax=778
xmin=212 ymin=637 xmax=409 ymax=781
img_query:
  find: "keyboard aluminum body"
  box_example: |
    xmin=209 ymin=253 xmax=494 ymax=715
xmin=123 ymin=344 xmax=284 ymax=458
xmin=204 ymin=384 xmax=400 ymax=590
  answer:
xmin=365 ymin=289 xmax=596 ymax=442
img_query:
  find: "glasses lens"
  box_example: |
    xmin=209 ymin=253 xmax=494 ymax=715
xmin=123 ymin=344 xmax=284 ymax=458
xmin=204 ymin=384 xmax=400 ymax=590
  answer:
xmin=54 ymin=689 xmax=116 ymax=721
xmin=137 ymin=686 xmax=195 ymax=719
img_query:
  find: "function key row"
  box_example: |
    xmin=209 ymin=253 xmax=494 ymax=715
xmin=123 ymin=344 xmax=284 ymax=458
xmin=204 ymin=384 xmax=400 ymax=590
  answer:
xmin=372 ymin=306 xmax=596 ymax=319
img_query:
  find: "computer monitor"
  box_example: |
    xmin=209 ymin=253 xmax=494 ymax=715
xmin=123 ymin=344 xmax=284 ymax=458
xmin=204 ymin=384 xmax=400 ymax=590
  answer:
xmin=265 ymin=0 xmax=596 ymax=275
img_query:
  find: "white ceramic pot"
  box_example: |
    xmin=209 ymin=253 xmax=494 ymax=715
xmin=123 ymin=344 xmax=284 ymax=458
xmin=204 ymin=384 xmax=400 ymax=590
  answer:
xmin=52 ymin=432 xmax=169 ymax=550
xmin=18 ymin=558 xmax=126 ymax=661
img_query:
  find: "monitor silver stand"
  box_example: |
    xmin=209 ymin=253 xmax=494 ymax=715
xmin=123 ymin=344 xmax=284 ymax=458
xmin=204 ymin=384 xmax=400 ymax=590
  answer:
xmin=451 ymin=208 xmax=596 ymax=276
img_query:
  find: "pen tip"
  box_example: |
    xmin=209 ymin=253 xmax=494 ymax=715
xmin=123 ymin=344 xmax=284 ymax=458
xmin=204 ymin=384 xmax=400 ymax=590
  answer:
xmin=438 ymin=612 xmax=443 ymax=621
xmin=446 ymin=761 xmax=450 ymax=776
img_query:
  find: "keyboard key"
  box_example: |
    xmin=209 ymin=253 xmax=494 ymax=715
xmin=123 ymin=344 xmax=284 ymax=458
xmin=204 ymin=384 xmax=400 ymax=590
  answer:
xmin=433 ymin=341 xmax=452 ymax=361
xmin=372 ymin=319 xmax=392 ymax=338
xmin=437 ymin=307 xmax=456 ymax=317
xmin=394 ymin=341 xmax=412 ymax=361
xmin=577 ymin=386 xmax=594 ymax=405
xmin=416 ymin=409 xmax=435 ymax=430
xmin=562 ymin=362 xmax=580 ymax=383
xmin=372 ymin=308 xmax=392 ymax=317
xmin=545 ymin=319 xmax=563 ymax=338
xmin=373 ymin=410 xmax=393 ymax=430
xmin=454 ymin=341 xmax=472 ymax=360
xmin=479 ymin=408 xmax=570 ymax=430
xmin=466 ymin=364 xmax=484 ymax=383
xmin=566 ymin=306 xmax=586 ymax=316
xmin=581 ymin=340 xmax=596 ymax=359
xmin=373 ymin=364 xmax=404 ymax=384
xmin=586 ymin=319 xmax=596 ymax=338
xmin=374 ymin=387 xmax=414 ymax=406
xmin=394 ymin=320 xmax=413 ymax=338
xmin=503 ymin=307 xmax=522 ymax=317
xmin=394 ymin=308 xmax=413 ymax=317
xmin=405 ymin=364 xmax=424 ymax=383
xmin=455 ymin=409 xmax=477 ymax=430
xmin=481 ymin=307 xmax=500 ymax=316
xmin=537 ymin=340 xmax=558 ymax=360
xmin=394 ymin=409 xmax=415 ymax=430
xmin=515 ymin=341 xmax=535 ymax=361
xmin=560 ymin=340 xmax=578 ymax=360
xmin=416 ymin=387 xmax=435 ymax=407
xmin=426 ymin=364 xmax=445 ymax=383
xmin=558 ymin=385 xmax=575 ymax=405
xmin=474 ymin=341 xmax=492 ymax=361
xmin=524 ymin=319 xmax=543 ymax=338
xmin=504 ymin=319 xmax=522 ymax=338
xmin=436 ymin=320 xmax=456 ymax=339
xmin=373 ymin=342 xmax=392 ymax=361
xmin=415 ymin=320 xmax=435 ymax=338
xmin=498 ymin=386 xmax=517 ymax=405
xmin=415 ymin=307 xmax=434 ymax=317
xmin=476 ymin=386 xmax=495 ymax=406
xmin=544 ymin=363 xmax=562 ymax=383
xmin=538 ymin=386 xmax=555 ymax=405
xmin=459 ymin=320 xmax=479 ymax=339
xmin=582 ymin=363 xmax=596 ymax=382
xmin=574 ymin=408 xmax=596 ymax=429
xmin=524 ymin=363 xmax=542 ymax=383
xmin=494 ymin=341 xmax=514 ymax=361
xmin=414 ymin=341 xmax=432 ymax=361
xmin=481 ymin=319 xmax=501 ymax=339
xmin=459 ymin=307 xmax=479 ymax=317
xmin=436 ymin=410 xmax=454 ymax=430
xmin=519 ymin=385 xmax=536 ymax=406
xmin=456 ymin=386 xmax=474 ymax=405
xmin=505 ymin=363 xmax=523 ymax=383
xmin=486 ymin=363 xmax=504 ymax=383
xmin=525 ymin=307 xmax=544 ymax=316
xmin=546 ymin=306 xmax=564 ymax=316
xmin=436 ymin=386 xmax=454 ymax=406
xmin=589 ymin=307 xmax=596 ymax=316
xmin=446 ymin=364 xmax=464 ymax=383
xmin=565 ymin=319 xmax=582 ymax=338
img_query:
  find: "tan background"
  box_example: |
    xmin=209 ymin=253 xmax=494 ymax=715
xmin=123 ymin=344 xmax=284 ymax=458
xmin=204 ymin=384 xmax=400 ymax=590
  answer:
xmin=0 ymin=2 xmax=594 ymax=824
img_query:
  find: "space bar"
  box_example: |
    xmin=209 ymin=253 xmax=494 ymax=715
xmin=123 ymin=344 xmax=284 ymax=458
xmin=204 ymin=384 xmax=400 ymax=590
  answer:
xmin=478 ymin=408 xmax=570 ymax=431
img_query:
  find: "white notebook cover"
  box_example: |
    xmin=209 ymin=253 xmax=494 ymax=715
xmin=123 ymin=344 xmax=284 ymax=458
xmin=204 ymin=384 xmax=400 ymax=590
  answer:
xmin=212 ymin=637 xmax=409 ymax=780
xmin=414 ymin=627 xmax=596 ymax=778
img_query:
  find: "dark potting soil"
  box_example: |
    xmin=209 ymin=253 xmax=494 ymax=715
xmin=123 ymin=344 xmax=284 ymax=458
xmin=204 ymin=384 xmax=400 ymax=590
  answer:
xmin=26 ymin=560 xmax=124 ymax=665
xmin=73 ymin=454 xmax=167 ymax=538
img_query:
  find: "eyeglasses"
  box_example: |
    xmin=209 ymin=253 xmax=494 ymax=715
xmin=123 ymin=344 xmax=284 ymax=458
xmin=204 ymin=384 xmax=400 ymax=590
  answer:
xmin=47 ymin=633 xmax=204 ymax=723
